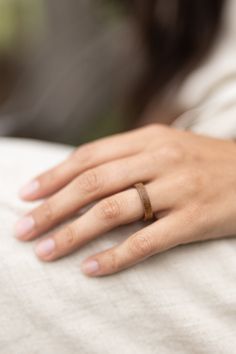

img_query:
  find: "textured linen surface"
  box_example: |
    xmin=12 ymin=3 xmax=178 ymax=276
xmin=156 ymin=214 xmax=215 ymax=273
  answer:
xmin=0 ymin=137 xmax=236 ymax=354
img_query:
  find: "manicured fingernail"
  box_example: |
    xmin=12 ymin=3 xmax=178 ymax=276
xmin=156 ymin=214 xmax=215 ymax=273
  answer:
xmin=19 ymin=180 xmax=40 ymax=198
xmin=15 ymin=216 xmax=35 ymax=239
xmin=81 ymin=260 xmax=99 ymax=275
xmin=35 ymin=239 xmax=55 ymax=258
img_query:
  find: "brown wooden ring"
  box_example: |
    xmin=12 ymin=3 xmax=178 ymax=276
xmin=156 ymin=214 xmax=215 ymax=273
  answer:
xmin=134 ymin=183 xmax=154 ymax=221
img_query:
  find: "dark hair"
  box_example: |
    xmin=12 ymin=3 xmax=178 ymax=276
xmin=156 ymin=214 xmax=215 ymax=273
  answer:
xmin=123 ymin=0 xmax=225 ymax=118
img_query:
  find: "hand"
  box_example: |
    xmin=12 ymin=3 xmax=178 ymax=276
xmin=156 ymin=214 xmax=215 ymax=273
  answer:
xmin=15 ymin=124 xmax=236 ymax=276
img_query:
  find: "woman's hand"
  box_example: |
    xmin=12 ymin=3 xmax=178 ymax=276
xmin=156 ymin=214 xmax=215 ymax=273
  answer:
xmin=15 ymin=124 xmax=236 ymax=276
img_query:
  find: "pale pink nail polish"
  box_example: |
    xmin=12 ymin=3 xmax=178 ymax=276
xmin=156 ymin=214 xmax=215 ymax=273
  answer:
xmin=19 ymin=180 xmax=40 ymax=198
xmin=15 ymin=216 xmax=35 ymax=239
xmin=35 ymin=239 xmax=55 ymax=258
xmin=81 ymin=260 xmax=99 ymax=275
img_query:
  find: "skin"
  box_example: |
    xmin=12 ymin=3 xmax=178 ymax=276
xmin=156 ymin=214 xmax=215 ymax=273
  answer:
xmin=15 ymin=124 xmax=236 ymax=277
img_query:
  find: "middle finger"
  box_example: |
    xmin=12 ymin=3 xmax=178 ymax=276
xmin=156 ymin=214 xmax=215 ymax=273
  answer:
xmin=15 ymin=153 xmax=157 ymax=241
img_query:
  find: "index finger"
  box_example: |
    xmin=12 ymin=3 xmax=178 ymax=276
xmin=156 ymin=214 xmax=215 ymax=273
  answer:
xmin=19 ymin=126 xmax=154 ymax=201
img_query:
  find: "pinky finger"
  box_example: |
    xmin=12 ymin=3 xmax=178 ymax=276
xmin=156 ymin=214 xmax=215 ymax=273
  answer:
xmin=80 ymin=213 xmax=181 ymax=277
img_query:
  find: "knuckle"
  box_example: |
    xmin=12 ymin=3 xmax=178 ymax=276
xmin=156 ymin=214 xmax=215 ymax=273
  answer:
xmin=128 ymin=233 xmax=154 ymax=258
xmin=108 ymin=251 xmax=119 ymax=273
xmin=72 ymin=143 xmax=96 ymax=164
xmin=62 ymin=225 xmax=77 ymax=248
xmin=96 ymin=197 xmax=122 ymax=222
xmin=158 ymin=142 xmax=185 ymax=163
xmin=77 ymin=169 xmax=102 ymax=193
xmin=39 ymin=200 xmax=55 ymax=224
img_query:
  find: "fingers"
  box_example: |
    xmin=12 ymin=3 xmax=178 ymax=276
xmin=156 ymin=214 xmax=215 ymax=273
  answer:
xmin=34 ymin=188 xmax=144 ymax=261
xmin=81 ymin=213 xmax=181 ymax=277
xmin=19 ymin=126 xmax=158 ymax=201
xmin=15 ymin=153 xmax=157 ymax=241
xmin=33 ymin=181 xmax=177 ymax=262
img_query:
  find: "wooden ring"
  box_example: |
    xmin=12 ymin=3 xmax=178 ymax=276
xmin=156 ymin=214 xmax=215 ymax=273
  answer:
xmin=134 ymin=183 xmax=154 ymax=221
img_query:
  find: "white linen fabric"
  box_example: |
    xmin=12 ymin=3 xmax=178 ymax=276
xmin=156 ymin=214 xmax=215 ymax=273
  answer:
xmin=0 ymin=137 xmax=236 ymax=354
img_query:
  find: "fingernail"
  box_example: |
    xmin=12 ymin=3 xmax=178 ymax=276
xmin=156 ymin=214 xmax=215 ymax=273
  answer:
xmin=19 ymin=180 xmax=40 ymax=198
xmin=35 ymin=239 xmax=55 ymax=258
xmin=81 ymin=260 xmax=99 ymax=275
xmin=15 ymin=216 xmax=35 ymax=239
